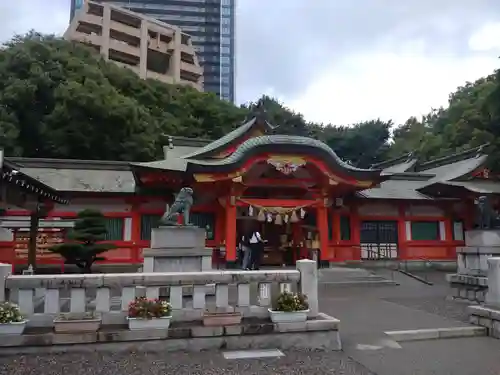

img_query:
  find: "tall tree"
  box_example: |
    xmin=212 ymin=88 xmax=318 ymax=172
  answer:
xmin=0 ymin=32 xmax=248 ymax=161
xmin=390 ymin=74 xmax=499 ymax=167
xmin=244 ymin=95 xmax=311 ymax=137
xmin=323 ymin=120 xmax=392 ymax=168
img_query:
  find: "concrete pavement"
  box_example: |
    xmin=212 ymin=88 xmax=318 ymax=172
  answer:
xmin=318 ymin=270 xmax=500 ymax=374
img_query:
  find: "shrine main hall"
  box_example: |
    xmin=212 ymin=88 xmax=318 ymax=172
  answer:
xmin=0 ymin=114 xmax=494 ymax=269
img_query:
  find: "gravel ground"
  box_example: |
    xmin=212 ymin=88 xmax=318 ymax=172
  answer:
xmin=0 ymin=350 xmax=375 ymax=375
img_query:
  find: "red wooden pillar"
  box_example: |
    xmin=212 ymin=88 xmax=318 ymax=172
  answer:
xmin=215 ymin=205 xmax=224 ymax=246
xmin=292 ymin=222 xmax=302 ymax=263
xmin=224 ymin=199 xmax=237 ymax=266
xmin=213 ymin=205 xmax=225 ymax=268
xmin=444 ymin=204 xmax=455 ymax=258
xmin=350 ymin=204 xmax=361 ymax=260
xmin=445 ymin=218 xmax=454 ymax=241
xmin=397 ymin=204 xmax=408 ymax=260
xmin=317 ymin=205 xmax=329 ymax=263
xmin=130 ymin=201 xmax=142 ymax=263
xmin=331 ymin=209 xmax=340 ymax=261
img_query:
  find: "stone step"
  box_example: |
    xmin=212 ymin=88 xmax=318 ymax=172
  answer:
xmin=319 ymin=267 xmax=397 ymax=285
xmin=385 ymin=326 xmax=486 ymax=342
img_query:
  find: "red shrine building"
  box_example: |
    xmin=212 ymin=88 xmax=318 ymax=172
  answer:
xmin=0 ymin=114 xmax=492 ymax=269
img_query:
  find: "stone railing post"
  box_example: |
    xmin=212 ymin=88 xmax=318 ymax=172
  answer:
xmin=486 ymin=257 xmax=500 ymax=306
xmin=296 ymin=259 xmax=318 ymax=317
xmin=0 ymin=263 xmax=12 ymax=302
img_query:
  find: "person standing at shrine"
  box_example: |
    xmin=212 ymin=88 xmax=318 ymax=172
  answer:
xmin=249 ymin=229 xmax=265 ymax=270
xmin=239 ymin=229 xmax=253 ymax=270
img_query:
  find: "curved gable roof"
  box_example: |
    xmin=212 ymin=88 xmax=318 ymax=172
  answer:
xmin=182 ymin=116 xmax=278 ymax=160
xmin=186 ymin=135 xmax=383 ymax=180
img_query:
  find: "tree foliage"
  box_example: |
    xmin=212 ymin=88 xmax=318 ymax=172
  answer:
xmin=0 ymin=32 xmax=247 ymax=161
xmin=242 ymin=97 xmax=392 ymax=167
xmin=0 ymin=32 xmax=392 ymax=165
xmin=49 ymin=209 xmax=115 ymax=273
xmin=389 ymin=74 xmax=500 ymax=169
xmin=3 ymin=31 xmax=499 ymax=170
xmin=321 ymin=120 xmax=392 ymax=168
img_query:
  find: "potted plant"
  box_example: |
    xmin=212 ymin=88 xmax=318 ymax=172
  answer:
xmin=53 ymin=312 xmax=102 ymax=333
xmin=202 ymin=307 xmax=242 ymax=327
xmin=127 ymin=297 xmax=172 ymax=331
xmin=268 ymin=291 xmax=309 ymax=323
xmin=0 ymin=301 xmax=27 ymax=335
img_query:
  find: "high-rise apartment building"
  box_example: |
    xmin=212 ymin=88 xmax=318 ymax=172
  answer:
xmin=70 ymin=0 xmax=236 ymax=102
xmin=66 ymin=1 xmax=203 ymax=90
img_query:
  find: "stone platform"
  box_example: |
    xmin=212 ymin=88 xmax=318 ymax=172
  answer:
xmin=143 ymin=226 xmax=212 ymax=273
xmin=447 ymin=230 xmax=500 ymax=303
xmin=142 ymin=225 xmax=214 ymax=296
xmin=0 ymin=314 xmax=341 ymax=354
xmin=447 ymin=273 xmax=488 ymax=303
xmin=468 ymin=305 xmax=500 ymax=338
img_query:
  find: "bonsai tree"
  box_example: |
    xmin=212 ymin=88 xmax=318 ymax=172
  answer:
xmin=50 ymin=209 xmax=116 ymax=273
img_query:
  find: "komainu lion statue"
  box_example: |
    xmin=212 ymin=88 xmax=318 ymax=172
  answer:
xmin=159 ymin=187 xmax=194 ymax=226
xmin=475 ymin=195 xmax=500 ymax=229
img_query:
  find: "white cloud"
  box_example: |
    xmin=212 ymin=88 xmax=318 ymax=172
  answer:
xmin=1 ymin=0 xmax=500 ymax=128
xmin=468 ymin=22 xmax=500 ymax=51
xmin=285 ymin=40 xmax=500 ymax=125
xmin=0 ymin=0 xmax=68 ymax=42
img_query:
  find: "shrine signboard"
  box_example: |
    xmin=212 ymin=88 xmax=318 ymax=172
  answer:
xmin=14 ymin=228 xmax=66 ymax=260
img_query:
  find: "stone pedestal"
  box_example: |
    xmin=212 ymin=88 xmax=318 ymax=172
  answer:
xmin=447 ymin=230 xmax=500 ymax=303
xmin=141 ymin=226 xmax=214 ymax=297
xmin=142 ymin=226 xmax=212 ymax=273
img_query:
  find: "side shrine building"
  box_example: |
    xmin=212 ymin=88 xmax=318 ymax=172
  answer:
xmin=0 ymin=114 xmax=494 ymax=269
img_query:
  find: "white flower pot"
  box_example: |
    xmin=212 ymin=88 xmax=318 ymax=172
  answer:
xmin=0 ymin=320 xmax=28 ymax=335
xmin=127 ymin=316 xmax=172 ymax=331
xmin=268 ymin=309 xmax=309 ymax=323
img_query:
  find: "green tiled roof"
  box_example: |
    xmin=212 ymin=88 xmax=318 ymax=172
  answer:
xmin=182 ymin=118 xmax=257 ymax=159
xmin=131 ymin=158 xmax=188 ymax=172
xmin=186 ymin=135 xmax=377 ymax=173
xmin=419 ymin=180 xmax=500 ymax=195
xmin=381 ymin=159 xmax=418 ymax=173
xmin=183 ymin=116 xmax=277 ymax=160
xmin=22 ymin=167 xmax=135 ymax=193
xmin=357 ymin=180 xmax=431 ymax=200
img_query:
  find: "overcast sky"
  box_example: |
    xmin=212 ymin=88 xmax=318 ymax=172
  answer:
xmin=1 ymin=0 xmax=500 ymax=126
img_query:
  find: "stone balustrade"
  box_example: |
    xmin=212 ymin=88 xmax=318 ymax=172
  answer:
xmin=468 ymin=257 xmax=500 ymax=338
xmin=0 ymin=260 xmax=318 ymax=328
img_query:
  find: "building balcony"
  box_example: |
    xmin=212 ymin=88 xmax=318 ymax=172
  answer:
xmin=147 ymin=39 xmax=171 ymax=55
xmin=181 ymin=44 xmax=195 ymax=54
xmin=70 ymin=32 xmax=103 ymax=47
xmin=111 ymin=60 xmax=140 ymax=76
xmin=81 ymin=13 xmax=104 ymax=26
xmin=146 ymin=71 xmax=175 ymax=84
xmin=109 ymin=20 xmax=141 ymax=38
xmin=108 ymin=39 xmax=140 ymax=57
xmin=180 ymin=61 xmax=203 ymax=76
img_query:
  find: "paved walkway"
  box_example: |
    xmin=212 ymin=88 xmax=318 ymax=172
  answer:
xmin=318 ymin=270 xmax=500 ymax=374
xmin=2 ymin=270 xmax=500 ymax=375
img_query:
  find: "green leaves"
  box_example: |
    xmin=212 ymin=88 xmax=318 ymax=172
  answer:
xmin=0 ymin=33 xmax=247 ymax=161
xmin=3 ymin=31 xmax=498 ymax=172
xmin=49 ymin=209 xmax=116 ymax=273
xmin=390 ymin=71 xmax=500 ymax=169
